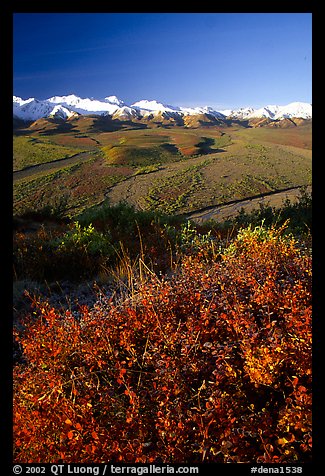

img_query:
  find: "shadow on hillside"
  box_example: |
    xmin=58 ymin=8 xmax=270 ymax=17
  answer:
xmin=196 ymin=137 xmax=228 ymax=155
xmin=228 ymin=119 xmax=252 ymax=128
xmin=38 ymin=122 xmax=77 ymax=135
xmin=13 ymin=119 xmax=35 ymax=135
xmin=160 ymin=143 xmax=179 ymax=155
xmin=90 ymin=116 xmax=148 ymax=133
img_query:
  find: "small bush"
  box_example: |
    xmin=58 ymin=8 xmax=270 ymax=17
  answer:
xmin=53 ymin=221 xmax=113 ymax=257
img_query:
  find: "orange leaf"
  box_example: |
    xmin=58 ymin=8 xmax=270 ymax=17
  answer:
xmin=67 ymin=431 xmax=74 ymax=439
xmin=65 ymin=418 xmax=73 ymax=426
xmin=277 ymin=438 xmax=288 ymax=446
xmin=92 ymin=431 xmax=99 ymax=440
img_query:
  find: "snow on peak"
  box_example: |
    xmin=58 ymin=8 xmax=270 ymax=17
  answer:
xmin=273 ymin=102 xmax=312 ymax=120
xmin=131 ymin=99 xmax=180 ymax=113
xmin=112 ymin=106 xmax=141 ymax=120
xmin=48 ymin=105 xmax=79 ymax=120
xmin=48 ymin=94 xmax=81 ymax=104
xmin=13 ymin=96 xmax=35 ymax=106
xmin=13 ymin=98 xmax=56 ymax=121
xmin=221 ymin=102 xmax=312 ymax=121
xmin=246 ymin=106 xmax=279 ymax=119
xmin=47 ymin=94 xmax=121 ymax=115
xmin=180 ymin=105 xmax=225 ymax=119
xmin=105 ymin=95 xmax=124 ymax=106
xmin=225 ymin=107 xmax=256 ymax=119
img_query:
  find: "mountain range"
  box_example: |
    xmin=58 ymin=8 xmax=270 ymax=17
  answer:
xmin=13 ymin=94 xmax=312 ymax=126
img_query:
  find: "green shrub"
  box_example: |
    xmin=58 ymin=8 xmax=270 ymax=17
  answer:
xmin=54 ymin=222 xmax=113 ymax=257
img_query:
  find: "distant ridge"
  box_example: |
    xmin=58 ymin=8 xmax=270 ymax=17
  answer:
xmin=13 ymin=94 xmax=312 ymax=123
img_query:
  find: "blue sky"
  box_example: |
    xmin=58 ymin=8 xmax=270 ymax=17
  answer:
xmin=13 ymin=13 xmax=312 ymax=109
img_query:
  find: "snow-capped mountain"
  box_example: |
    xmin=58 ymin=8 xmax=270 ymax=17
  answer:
xmin=48 ymin=105 xmax=79 ymax=120
xmin=105 ymin=95 xmax=125 ymax=106
xmin=13 ymin=94 xmax=312 ymax=123
xmin=221 ymin=107 xmax=255 ymax=119
xmin=47 ymin=94 xmax=123 ymax=115
xmin=180 ymin=106 xmax=226 ymax=119
xmin=13 ymin=96 xmax=76 ymax=121
xmin=273 ymin=102 xmax=312 ymax=120
xmin=247 ymin=106 xmax=279 ymax=120
xmin=224 ymin=102 xmax=312 ymax=121
xmin=131 ymin=99 xmax=180 ymax=113
xmin=112 ymin=106 xmax=141 ymax=120
xmin=131 ymin=100 xmax=226 ymax=119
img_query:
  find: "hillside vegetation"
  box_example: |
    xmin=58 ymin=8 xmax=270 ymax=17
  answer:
xmin=13 ymin=118 xmax=312 ymax=464
xmin=13 ymin=135 xmax=84 ymax=171
xmin=13 ymin=190 xmax=312 ymax=464
xmin=13 ymin=121 xmax=311 ymax=218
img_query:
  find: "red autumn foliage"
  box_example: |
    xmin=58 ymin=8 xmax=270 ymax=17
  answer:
xmin=13 ymin=225 xmax=312 ymax=463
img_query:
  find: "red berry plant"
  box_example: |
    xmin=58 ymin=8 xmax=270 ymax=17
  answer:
xmin=13 ymin=222 xmax=312 ymax=463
